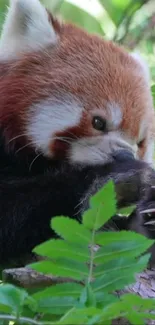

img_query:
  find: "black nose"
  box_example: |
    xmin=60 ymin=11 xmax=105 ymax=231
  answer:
xmin=113 ymin=150 xmax=135 ymax=162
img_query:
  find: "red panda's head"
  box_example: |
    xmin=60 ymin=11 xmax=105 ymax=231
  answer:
xmin=0 ymin=0 xmax=154 ymax=165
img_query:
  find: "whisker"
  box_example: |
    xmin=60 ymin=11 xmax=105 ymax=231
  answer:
xmin=57 ymin=137 xmax=72 ymax=145
xmin=15 ymin=142 xmax=34 ymax=154
xmin=29 ymin=153 xmax=42 ymax=171
xmin=9 ymin=133 xmax=29 ymax=143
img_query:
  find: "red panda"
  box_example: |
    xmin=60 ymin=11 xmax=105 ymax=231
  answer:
xmin=0 ymin=0 xmax=154 ymax=167
xmin=0 ymin=1 xmax=155 ymax=264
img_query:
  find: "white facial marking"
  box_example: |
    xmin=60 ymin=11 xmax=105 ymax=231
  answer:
xmin=137 ymin=118 xmax=154 ymax=165
xmin=107 ymin=102 xmax=122 ymax=128
xmin=69 ymin=131 xmax=135 ymax=165
xmin=26 ymin=97 xmax=153 ymax=166
xmin=26 ymin=96 xmax=82 ymax=156
xmin=0 ymin=0 xmax=57 ymax=60
xmin=138 ymin=119 xmax=148 ymax=144
xmin=143 ymin=141 xmax=154 ymax=166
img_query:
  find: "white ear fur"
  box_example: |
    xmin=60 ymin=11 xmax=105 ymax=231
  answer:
xmin=0 ymin=0 xmax=57 ymax=60
xmin=131 ymin=52 xmax=150 ymax=82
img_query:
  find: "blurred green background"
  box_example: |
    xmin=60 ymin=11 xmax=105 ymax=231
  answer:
xmin=0 ymin=0 xmax=154 ymax=84
xmin=45 ymin=0 xmax=155 ymax=82
xmin=0 ymin=0 xmax=154 ymax=83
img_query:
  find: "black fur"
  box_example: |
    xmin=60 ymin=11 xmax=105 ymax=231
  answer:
xmin=0 ymin=133 xmax=155 ymax=265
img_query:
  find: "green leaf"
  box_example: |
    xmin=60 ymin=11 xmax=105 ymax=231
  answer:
xmin=0 ymin=0 xmax=8 ymax=34
xmin=82 ymin=208 xmax=97 ymax=230
xmin=58 ymin=307 xmax=99 ymax=325
xmin=83 ymin=181 xmax=116 ymax=230
xmin=126 ymin=313 xmax=145 ymax=325
xmin=91 ymin=300 xmax=125 ymax=322
xmin=32 ymin=283 xmax=83 ymax=300
xmin=151 ymin=85 xmax=155 ymax=106
xmin=0 ymin=284 xmax=28 ymax=315
xmin=79 ymin=284 xmax=96 ymax=308
xmin=59 ymin=2 xmax=104 ymax=35
xmin=33 ymin=239 xmax=89 ymax=262
xmin=95 ymin=292 xmax=118 ymax=308
xmin=119 ymin=294 xmax=155 ymax=324
xmin=117 ymin=205 xmax=136 ymax=216
xmin=94 ymin=255 xmax=149 ymax=279
xmin=51 ymin=216 xmax=91 ymax=244
xmin=29 ymin=258 xmax=88 ymax=280
xmin=36 ymin=296 xmax=77 ymax=315
xmin=41 ymin=0 xmax=64 ymax=13
xmin=99 ymin=0 xmax=145 ymax=28
xmin=24 ymin=295 xmax=37 ymax=313
xmin=94 ymin=241 xmax=152 ymax=264
xmin=121 ymin=293 xmax=155 ymax=311
xmin=90 ymin=180 xmax=116 ymax=209
xmin=99 ymin=0 xmax=130 ymax=26
xmin=95 ymin=231 xmax=153 ymax=262
xmin=92 ymin=254 xmax=150 ymax=293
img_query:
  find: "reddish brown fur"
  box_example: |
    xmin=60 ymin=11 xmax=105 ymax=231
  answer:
xmin=0 ymin=16 xmax=154 ymax=157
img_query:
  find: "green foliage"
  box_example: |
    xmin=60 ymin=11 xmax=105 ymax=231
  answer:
xmin=117 ymin=205 xmax=136 ymax=216
xmin=59 ymin=2 xmax=104 ymax=35
xmin=152 ymin=85 xmax=155 ymax=106
xmin=0 ymin=0 xmax=154 ymax=323
xmin=0 ymin=181 xmax=154 ymax=324
xmin=0 ymin=1 xmax=155 ymax=81
xmin=43 ymin=0 xmax=155 ymax=83
xmin=99 ymin=0 xmax=144 ymax=27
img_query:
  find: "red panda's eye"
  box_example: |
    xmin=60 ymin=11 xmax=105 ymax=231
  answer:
xmin=92 ymin=116 xmax=107 ymax=132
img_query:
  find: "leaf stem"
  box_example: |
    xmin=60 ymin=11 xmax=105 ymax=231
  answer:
xmin=88 ymin=228 xmax=95 ymax=284
xmin=0 ymin=314 xmax=54 ymax=325
xmin=88 ymin=204 xmax=102 ymax=284
xmin=59 ymin=307 xmax=75 ymax=322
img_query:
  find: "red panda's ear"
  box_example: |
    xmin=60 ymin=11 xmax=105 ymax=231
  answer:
xmin=0 ymin=0 xmax=58 ymax=60
xmin=130 ymin=52 xmax=150 ymax=83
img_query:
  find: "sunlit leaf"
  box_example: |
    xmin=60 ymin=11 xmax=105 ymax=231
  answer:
xmin=151 ymin=85 xmax=155 ymax=106
xmin=59 ymin=2 xmax=104 ymax=35
xmin=41 ymin=0 xmax=64 ymax=13
xmin=0 ymin=0 xmax=8 ymax=33
xmin=99 ymin=0 xmax=130 ymax=26
xmin=52 ymin=216 xmax=91 ymax=244
xmin=83 ymin=181 xmax=116 ymax=230
xmin=117 ymin=205 xmax=136 ymax=216
xmin=33 ymin=239 xmax=89 ymax=262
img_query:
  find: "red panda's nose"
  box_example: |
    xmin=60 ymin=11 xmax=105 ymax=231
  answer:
xmin=113 ymin=150 xmax=135 ymax=162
